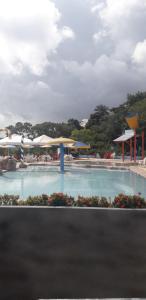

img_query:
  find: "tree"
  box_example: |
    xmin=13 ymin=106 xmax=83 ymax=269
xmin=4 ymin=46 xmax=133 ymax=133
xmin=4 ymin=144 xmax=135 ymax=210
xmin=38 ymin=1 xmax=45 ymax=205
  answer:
xmin=71 ymin=129 xmax=95 ymax=144
xmin=86 ymin=105 xmax=109 ymax=128
xmin=5 ymin=90 xmax=146 ymax=153
xmin=67 ymin=118 xmax=81 ymax=130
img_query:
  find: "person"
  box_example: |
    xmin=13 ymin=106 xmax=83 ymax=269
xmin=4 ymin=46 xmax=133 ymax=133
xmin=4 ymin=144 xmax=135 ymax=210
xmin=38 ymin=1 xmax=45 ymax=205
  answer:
xmin=36 ymin=153 xmax=40 ymax=161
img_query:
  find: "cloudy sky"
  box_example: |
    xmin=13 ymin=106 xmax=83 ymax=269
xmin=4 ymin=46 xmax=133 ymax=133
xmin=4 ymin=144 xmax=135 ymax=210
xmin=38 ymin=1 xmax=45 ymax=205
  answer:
xmin=0 ymin=0 xmax=146 ymax=126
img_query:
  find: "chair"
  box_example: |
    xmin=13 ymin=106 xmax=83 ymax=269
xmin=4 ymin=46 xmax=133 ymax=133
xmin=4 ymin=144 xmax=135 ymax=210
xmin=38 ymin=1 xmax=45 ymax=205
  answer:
xmin=138 ymin=157 xmax=146 ymax=166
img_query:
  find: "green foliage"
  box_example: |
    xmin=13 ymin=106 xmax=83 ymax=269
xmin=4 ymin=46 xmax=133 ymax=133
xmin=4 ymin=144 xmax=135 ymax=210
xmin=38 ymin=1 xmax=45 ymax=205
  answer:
xmin=86 ymin=105 xmax=109 ymax=128
xmin=25 ymin=194 xmax=48 ymax=206
xmin=75 ymin=196 xmax=110 ymax=207
xmin=71 ymin=128 xmax=95 ymax=144
xmin=67 ymin=118 xmax=81 ymax=130
xmin=86 ymin=91 xmax=146 ymax=153
xmin=127 ymin=91 xmax=146 ymax=107
xmin=7 ymin=119 xmax=81 ymax=140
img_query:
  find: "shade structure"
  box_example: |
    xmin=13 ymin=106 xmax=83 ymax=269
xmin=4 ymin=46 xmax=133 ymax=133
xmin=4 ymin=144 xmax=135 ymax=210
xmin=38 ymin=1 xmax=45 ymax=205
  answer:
xmin=47 ymin=137 xmax=75 ymax=173
xmin=23 ymin=137 xmax=33 ymax=145
xmin=0 ymin=134 xmax=33 ymax=146
xmin=32 ymin=135 xmax=53 ymax=146
xmin=113 ymin=130 xmax=134 ymax=142
xmin=47 ymin=137 xmax=75 ymax=146
xmin=114 ymin=130 xmax=135 ymax=162
xmin=41 ymin=145 xmax=51 ymax=148
xmin=22 ymin=144 xmax=34 ymax=149
xmin=67 ymin=141 xmax=90 ymax=149
xmin=0 ymin=144 xmax=16 ymax=148
xmin=0 ymin=134 xmax=21 ymax=145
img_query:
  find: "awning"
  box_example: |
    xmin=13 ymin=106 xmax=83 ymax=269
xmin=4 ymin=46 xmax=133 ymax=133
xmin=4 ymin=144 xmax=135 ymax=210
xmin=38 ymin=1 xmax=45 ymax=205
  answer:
xmin=113 ymin=130 xmax=134 ymax=142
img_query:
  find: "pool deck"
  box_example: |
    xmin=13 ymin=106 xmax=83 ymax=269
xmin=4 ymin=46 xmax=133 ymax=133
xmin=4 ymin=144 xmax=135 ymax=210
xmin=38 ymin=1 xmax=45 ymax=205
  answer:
xmin=129 ymin=165 xmax=146 ymax=178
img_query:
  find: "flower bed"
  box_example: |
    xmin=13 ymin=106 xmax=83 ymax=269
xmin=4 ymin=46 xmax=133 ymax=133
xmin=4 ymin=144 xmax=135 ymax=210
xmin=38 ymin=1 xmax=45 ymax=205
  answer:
xmin=113 ymin=193 xmax=146 ymax=208
xmin=0 ymin=193 xmax=146 ymax=208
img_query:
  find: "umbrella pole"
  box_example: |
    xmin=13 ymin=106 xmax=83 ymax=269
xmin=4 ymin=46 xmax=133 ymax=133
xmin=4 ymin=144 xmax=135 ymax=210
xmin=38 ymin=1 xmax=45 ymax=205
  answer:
xmin=60 ymin=143 xmax=64 ymax=173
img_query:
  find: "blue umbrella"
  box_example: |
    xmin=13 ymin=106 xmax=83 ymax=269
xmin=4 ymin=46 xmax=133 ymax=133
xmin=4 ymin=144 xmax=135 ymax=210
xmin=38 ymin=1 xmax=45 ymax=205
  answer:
xmin=68 ymin=141 xmax=90 ymax=149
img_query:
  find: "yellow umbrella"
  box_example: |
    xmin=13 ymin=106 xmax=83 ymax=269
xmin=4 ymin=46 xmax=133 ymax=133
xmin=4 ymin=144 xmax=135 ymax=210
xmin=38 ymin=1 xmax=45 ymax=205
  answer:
xmin=47 ymin=137 xmax=75 ymax=145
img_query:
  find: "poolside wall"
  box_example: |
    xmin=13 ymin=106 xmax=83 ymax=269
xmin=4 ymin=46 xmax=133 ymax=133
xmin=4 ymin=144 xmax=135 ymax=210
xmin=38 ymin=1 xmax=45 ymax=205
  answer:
xmin=0 ymin=207 xmax=146 ymax=300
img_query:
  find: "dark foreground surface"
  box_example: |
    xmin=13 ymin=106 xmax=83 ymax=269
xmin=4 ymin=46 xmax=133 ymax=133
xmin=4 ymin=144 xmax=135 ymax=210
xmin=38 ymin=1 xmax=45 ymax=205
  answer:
xmin=0 ymin=207 xmax=146 ymax=300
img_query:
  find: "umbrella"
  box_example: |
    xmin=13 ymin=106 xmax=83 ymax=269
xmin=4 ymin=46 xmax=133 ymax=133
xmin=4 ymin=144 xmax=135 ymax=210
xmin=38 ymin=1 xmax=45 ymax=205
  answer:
xmin=0 ymin=145 xmax=16 ymax=148
xmin=32 ymin=135 xmax=53 ymax=146
xmin=40 ymin=144 xmax=51 ymax=148
xmin=68 ymin=141 xmax=90 ymax=149
xmin=47 ymin=137 xmax=75 ymax=146
xmin=22 ymin=144 xmax=34 ymax=149
xmin=0 ymin=134 xmax=33 ymax=146
xmin=23 ymin=137 xmax=33 ymax=146
xmin=0 ymin=135 xmax=33 ymax=161
xmin=47 ymin=137 xmax=75 ymax=173
xmin=0 ymin=134 xmax=22 ymax=145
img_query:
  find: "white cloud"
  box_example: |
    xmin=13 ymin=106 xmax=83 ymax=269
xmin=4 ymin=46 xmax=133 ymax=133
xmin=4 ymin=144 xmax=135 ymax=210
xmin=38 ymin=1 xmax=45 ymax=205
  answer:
xmin=61 ymin=54 xmax=146 ymax=111
xmin=0 ymin=0 xmax=75 ymax=75
xmin=0 ymin=112 xmax=27 ymax=127
xmin=93 ymin=30 xmax=108 ymax=43
xmin=133 ymin=40 xmax=146 ymax=65
xmin=90 ymin=0 xmax=146 ymax=68
xmin=0 ymin=0 xmax=146 ymax=125
xmin=92 ymin=0 xmax=146 ymax=52
xmin=62 ymin=26 xmax=75 ymax=39
xmin=91 ymin=2 xmax=105 ymax=13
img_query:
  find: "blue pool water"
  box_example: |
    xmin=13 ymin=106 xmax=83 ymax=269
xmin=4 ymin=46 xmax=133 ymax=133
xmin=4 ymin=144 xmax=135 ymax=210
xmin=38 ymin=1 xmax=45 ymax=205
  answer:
xmin=0 ymin=165 xmax=146 ymax=199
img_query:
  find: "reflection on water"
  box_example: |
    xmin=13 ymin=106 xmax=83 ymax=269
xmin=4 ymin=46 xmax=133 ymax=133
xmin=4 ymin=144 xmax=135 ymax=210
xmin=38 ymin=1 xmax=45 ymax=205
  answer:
xmin=0 ymin=166 xmax=146 ymax=199
xmin=60 ymin=173 xmax=64 ymax=193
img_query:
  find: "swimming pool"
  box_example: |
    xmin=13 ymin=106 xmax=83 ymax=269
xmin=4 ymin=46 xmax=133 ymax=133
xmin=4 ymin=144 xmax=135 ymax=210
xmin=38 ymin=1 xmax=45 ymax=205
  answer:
xmin=0 ymin=165 xmax=146 ymax=199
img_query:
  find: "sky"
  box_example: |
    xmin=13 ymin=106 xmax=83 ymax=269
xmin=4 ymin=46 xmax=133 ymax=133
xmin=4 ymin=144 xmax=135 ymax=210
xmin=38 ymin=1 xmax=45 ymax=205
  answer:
xmin=0 ymin=0 xmax=146 ymax=126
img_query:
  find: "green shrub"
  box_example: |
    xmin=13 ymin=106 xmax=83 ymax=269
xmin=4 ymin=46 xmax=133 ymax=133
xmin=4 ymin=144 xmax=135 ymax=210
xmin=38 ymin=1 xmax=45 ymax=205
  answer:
xmin=0 ymin=194 xmax=19 ymax=206
xmin=75 ymin=196 xmax=110 ymax=207
xmin=25 ymin=194 xmax=48 ymax=206
xmin=100 ymin=197 xmax=111 ymax=207
xmin=113 ymin=194 xmax=146 ymax=208
xmin=48 ymin=193 xmax=74 ymax=206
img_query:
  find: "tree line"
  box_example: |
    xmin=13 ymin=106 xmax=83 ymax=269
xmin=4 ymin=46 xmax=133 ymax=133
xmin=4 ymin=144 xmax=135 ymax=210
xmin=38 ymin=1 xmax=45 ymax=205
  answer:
xmin=7 ymin=91 xmax=146 ymax=155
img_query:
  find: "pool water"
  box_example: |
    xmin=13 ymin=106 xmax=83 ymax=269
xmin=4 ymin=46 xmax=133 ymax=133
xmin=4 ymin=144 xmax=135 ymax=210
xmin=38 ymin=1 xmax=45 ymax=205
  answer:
xmin=0 ymin=165 xmax=146 ymax=199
